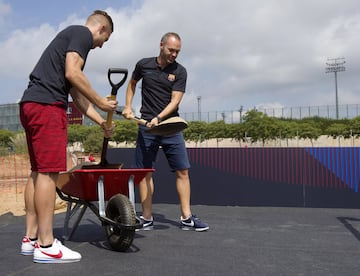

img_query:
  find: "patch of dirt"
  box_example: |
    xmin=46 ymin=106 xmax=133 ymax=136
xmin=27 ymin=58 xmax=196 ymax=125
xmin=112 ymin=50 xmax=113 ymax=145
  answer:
xmin=0 ymin=191 xmax=67 ymax=217
xmin=0 ymin=153 xmax=77 ymax=216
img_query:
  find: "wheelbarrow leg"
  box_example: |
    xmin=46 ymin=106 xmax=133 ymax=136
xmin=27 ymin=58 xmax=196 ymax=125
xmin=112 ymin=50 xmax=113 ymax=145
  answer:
xmin=62 ymin=201 xmax=87 ymax=241
xmin=56 ymin=187 xmax=88 ymax=241
xmin=97 ymin=174 xmax=137 ymax=217
xmin=98 ymin=175 xmax=106 ymax=218
xmin=128 ymin=175 xmax=136 ymax=214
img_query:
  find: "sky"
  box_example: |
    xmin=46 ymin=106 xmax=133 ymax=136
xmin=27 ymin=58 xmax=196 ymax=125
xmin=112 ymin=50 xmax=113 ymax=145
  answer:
xmin=1 ymin=0 xmax=360 ymax=119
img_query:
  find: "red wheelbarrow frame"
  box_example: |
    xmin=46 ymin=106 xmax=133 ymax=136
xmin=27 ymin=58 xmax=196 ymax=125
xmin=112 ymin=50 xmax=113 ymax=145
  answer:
xmin=56 ymin=168 xmax=154 ymax=251
xmin=55 ymin=67 xmax=156 ymax=252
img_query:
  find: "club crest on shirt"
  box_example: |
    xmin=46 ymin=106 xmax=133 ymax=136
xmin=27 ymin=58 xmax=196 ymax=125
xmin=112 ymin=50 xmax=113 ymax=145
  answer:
xmin=168 ymin=74 xmax=176 ymax=81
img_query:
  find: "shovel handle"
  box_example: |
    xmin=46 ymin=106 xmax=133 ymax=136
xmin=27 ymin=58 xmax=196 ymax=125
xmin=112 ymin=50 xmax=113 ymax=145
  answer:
xmin=130 ymin=116 xmax=148 ymax=126
xmin=106 ymin=68 xmax=128 ymax=127
xmin=100 ymin=68 xmax=128 ymax=165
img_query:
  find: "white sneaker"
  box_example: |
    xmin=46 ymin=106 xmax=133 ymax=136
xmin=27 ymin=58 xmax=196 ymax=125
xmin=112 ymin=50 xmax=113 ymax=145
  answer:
xmin=33 ymin=238 xmax=81 ymax=263
xmin=21 ymin=236 xmax=37 ymax=256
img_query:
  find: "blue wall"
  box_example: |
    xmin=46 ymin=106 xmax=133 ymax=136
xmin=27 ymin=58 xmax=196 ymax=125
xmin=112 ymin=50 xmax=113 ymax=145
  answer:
xmin=107 ymin=147 xmax=360 ymax=208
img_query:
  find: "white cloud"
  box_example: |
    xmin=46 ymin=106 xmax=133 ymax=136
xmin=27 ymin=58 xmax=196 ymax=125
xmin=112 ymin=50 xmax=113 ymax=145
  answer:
xmin=0 ymin=24 xmax=56 ymax=76
xmin=0 ymin=0 xmax=11 ymax=24
xmin=2 ymin=0 xmax=360 ymax=114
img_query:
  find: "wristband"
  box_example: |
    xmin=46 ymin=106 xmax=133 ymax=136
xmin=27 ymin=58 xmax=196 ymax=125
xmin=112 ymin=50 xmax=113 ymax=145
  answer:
xmin=156 ymin=115 xmax=162 ymax=122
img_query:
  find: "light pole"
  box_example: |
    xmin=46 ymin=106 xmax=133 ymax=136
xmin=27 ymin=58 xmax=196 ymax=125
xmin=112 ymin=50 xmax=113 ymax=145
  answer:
xmin=325 ymin=57 xmax=346 ymax=119
xmin=239 ymin=105 xmax=243 ymax=123
xmin=197 ymin=96 xmax=201 ymax=121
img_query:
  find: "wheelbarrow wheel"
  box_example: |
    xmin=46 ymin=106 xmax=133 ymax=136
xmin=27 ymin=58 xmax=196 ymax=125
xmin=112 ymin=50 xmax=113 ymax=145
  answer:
xmin=105 ymin=193 xmax=136 ymax=252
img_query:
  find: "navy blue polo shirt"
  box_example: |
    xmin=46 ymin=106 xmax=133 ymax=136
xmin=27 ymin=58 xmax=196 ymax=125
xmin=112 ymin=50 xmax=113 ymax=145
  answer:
xmin=132 ymin=57 xmax=187 ymax=121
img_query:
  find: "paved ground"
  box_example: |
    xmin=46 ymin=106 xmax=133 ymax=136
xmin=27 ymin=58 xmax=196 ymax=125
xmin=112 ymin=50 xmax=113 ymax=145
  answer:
xmin=1 ymin=204 xmax=360 ymax=275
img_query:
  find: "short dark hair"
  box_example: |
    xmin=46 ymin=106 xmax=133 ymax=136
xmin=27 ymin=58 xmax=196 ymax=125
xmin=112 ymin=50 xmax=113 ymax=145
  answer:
xmin=161 ymin=32 xmax=181 ymax=43
xmin=92 ymin=10 xmax=114 ymax=32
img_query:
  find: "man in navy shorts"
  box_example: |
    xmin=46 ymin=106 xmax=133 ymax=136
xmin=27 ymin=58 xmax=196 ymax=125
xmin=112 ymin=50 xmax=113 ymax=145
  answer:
xmin=122 ymin=32 xmax=209 ymax=232
xmin=19 ymin=10 xmax=117 ymax=263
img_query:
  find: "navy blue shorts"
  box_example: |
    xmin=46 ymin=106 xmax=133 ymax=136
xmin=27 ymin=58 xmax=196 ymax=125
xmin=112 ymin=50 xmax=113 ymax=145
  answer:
xmin=134 ymin=125 xmax=190 ymax=171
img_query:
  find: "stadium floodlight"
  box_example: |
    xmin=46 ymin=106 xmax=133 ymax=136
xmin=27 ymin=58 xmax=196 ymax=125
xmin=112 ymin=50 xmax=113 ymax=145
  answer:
xmin=325 ymin=58 xmax=346 ymax=119
xmin=197 ymin=96 xmax=201 ymax=121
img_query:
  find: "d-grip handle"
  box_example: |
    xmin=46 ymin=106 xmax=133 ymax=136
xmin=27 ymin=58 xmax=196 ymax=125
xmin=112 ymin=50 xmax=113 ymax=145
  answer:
xmin=106 ymin=68 xmax=128 ymax=127
xmin=108 ymin=68 xmax=128 ymax=96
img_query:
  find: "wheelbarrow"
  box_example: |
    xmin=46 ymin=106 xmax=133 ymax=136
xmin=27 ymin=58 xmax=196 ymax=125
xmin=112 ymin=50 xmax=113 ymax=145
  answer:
xmin=56 ymin=68 xmax=154 ymax=252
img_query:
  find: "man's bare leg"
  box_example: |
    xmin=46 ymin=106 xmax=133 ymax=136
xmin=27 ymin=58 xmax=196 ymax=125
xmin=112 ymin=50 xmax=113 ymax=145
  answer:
xmin=139 ymin=172 xmax=154 ymax=220
xmin=24 ymin=172 xmax=38 ymax=239
xmin=176 ymin=169 xmax=191 ymax=219
xmin=34 ymin=172 xmax=58 ymax=246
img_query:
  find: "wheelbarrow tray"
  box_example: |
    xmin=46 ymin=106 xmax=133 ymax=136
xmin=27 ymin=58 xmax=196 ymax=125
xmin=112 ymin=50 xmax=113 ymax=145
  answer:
xmin=56 ymin=167 xmax=154 ymax=252
xmin=57 ymin=168 xmax=152 ymax=201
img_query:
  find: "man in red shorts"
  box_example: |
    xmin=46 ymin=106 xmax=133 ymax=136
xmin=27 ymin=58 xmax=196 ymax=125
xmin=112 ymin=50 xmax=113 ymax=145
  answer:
xmin=19 ymin=10 xmax=117 ymax=263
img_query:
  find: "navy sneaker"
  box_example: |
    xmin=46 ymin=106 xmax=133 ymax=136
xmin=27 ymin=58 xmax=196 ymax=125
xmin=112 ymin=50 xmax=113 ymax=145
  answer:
xmin=136 ymin=216 xmax=154 ymax=231
xmin=181 ymin=215 xmax=209 ymax=232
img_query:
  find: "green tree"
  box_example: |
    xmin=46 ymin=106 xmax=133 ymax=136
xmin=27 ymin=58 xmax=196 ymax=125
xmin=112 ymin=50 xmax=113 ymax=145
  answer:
xmin=184 ymin=121 xmax=208 ymax=146
xmin=325 ymin=123 xmax=351 ymax=139
xmin=227 ymin=123 xmax=245 ymax=146
xmin=296 ymin=122 xmax=321 ymax=146
xmin=350 ymin=116 xmax=360 ymax=137
xmin=277 ymin=120 xmax=297 ymax=146
xmin=82 ymin=125 xmax=104 ymax=153
xmin=301 ymin=116 xmax=333 ymax=133
xmin=7 ymin=110 xmax=360 ymax=151
xmin=0 ymin=129 xmax=14 ymax=147
xmin=67 ymin=124 xmax=92 ymax=145
xmin=207 ymin=120 xmax=229 ymax=146
xmin=112 ymin=120 xmax=138 ymax=144
xmin=0 ymin=129 xmax=14 ymax=154
xmin=242 ymin=110 xmax=279 ymax=145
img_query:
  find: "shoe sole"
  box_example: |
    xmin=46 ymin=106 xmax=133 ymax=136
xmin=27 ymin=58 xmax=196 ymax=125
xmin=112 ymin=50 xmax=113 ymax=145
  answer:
xmin=181 ymin=226 xmax=209 ymax=232
xmin=21 ymin=250 xmax=34 ymax=256
xmin=135 ymin=225 xmax=154 ymax=231
xmin=33 ymin=258 xmax=81 ymax=264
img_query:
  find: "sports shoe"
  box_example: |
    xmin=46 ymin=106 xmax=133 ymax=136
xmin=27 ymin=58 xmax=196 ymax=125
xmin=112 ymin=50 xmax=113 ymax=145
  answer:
xmin=181 ymin=215 xmax=209 ymax=232
xmin=33 ymin=238 xmax=81 ymax=263
xmin=136 ymin=215 xmax=154 ymax=231
xmin=21 ymin=236 xmax=37 ymax=256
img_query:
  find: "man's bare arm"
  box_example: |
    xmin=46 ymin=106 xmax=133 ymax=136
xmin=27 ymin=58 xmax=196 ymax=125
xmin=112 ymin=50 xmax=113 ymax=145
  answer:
xmin=65 ymin=51 xmax=117 ymax=112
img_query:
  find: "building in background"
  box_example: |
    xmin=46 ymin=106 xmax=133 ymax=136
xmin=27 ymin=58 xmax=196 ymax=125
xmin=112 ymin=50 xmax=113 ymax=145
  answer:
xmin=67 ymin=102 xmax=83 ymax=125
xmin=0 ymin=102 xmax=84 ymax=131
xmin=0 ymin=103 xmax=22 ymax=132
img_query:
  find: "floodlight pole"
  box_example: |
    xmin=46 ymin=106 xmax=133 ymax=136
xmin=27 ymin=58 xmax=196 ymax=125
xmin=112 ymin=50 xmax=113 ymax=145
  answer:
xmin=239 ymin=105 xmax=243 ymax=123
xmin=197 ymin=96 xmax=201 ymax=121
xmin=325 ymin=58 xmax=346 ymax=119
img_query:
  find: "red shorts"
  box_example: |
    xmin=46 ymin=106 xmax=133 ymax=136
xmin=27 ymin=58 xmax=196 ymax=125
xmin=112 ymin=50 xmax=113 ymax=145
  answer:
xmin=20 ymin=102 xmax=67 ymax=172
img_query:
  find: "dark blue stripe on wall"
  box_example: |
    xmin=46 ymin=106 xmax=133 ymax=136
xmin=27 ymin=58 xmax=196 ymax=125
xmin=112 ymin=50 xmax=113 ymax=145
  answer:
xmin=107 ymin=148 xmax=360 ymax=207
xmin=187 ymin=147 xmax=356 ymax=192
